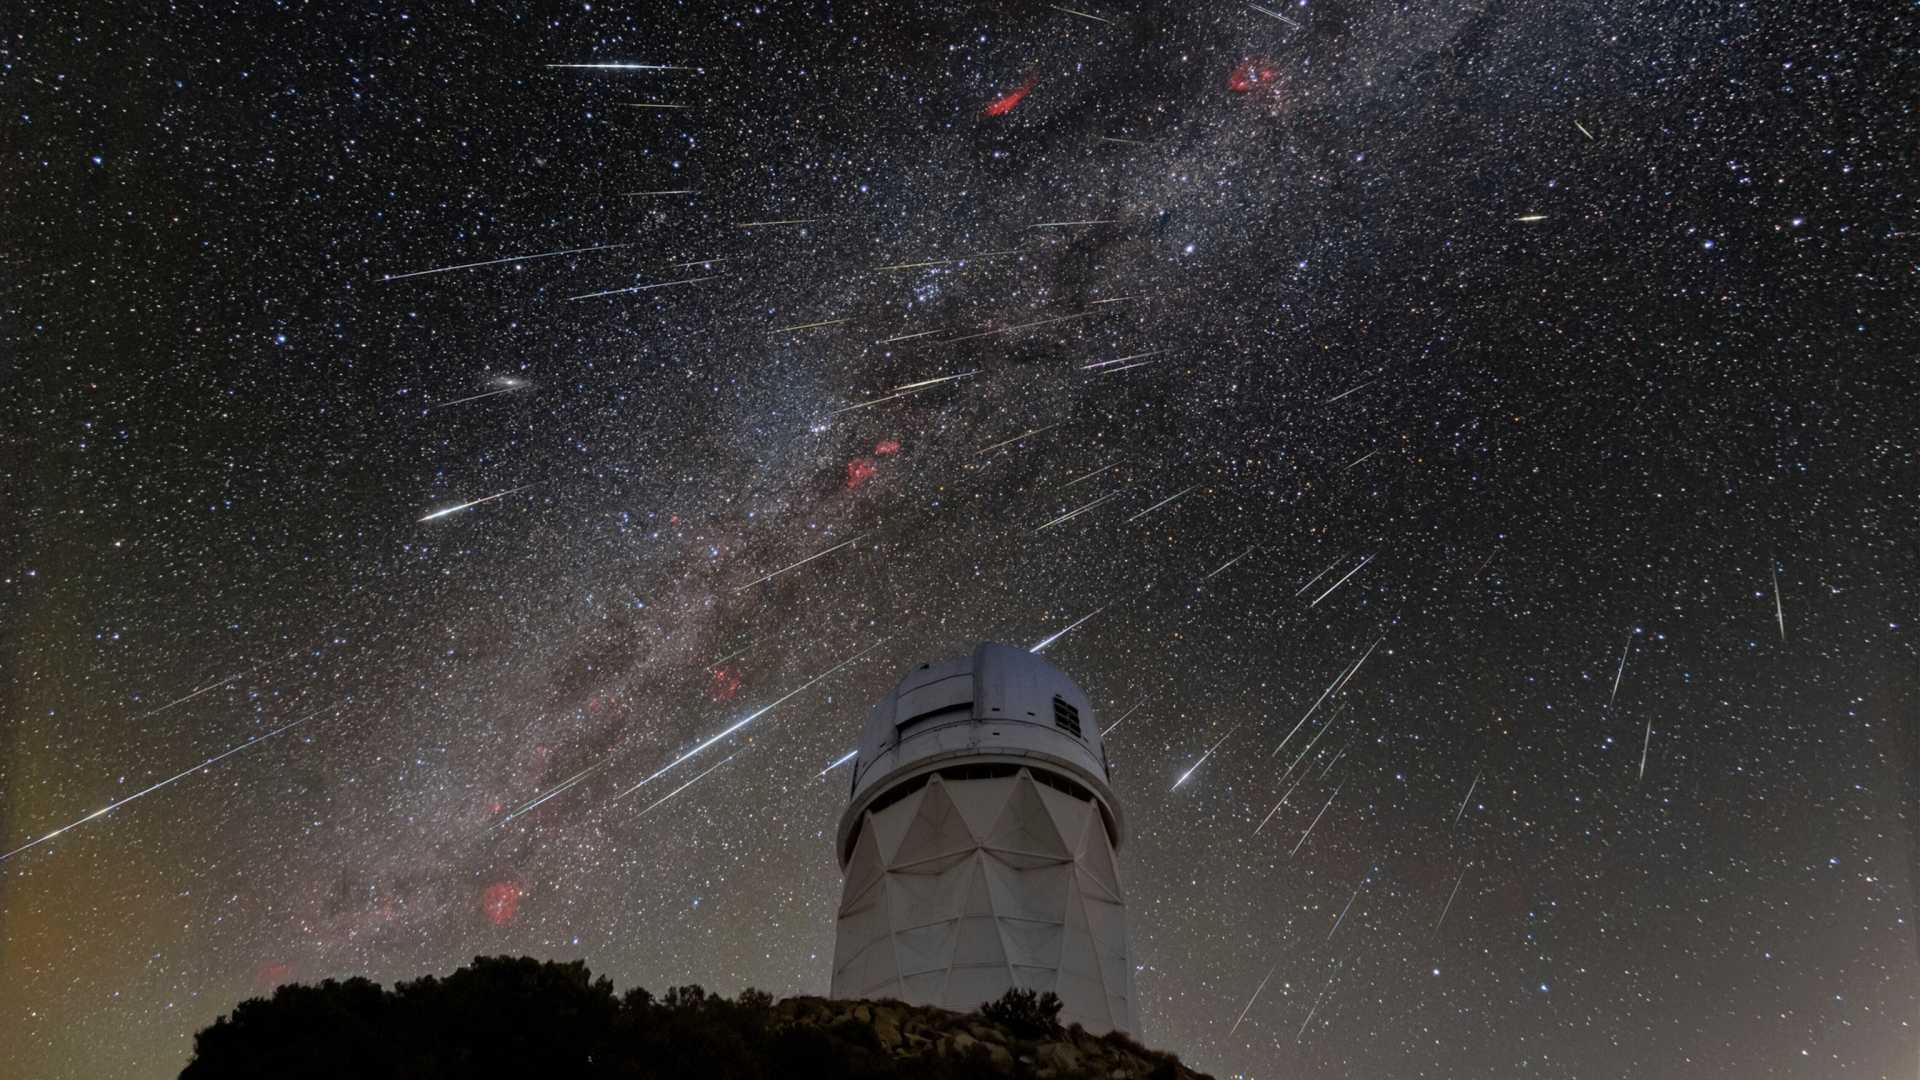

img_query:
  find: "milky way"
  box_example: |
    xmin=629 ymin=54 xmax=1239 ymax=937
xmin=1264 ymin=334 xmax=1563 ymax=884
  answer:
xmin=5 ymin=2 xmax=1917 ymax=1077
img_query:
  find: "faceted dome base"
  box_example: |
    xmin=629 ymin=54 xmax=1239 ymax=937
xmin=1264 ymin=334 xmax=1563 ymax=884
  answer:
xmin=830 ymin=767 xmax=1134 ymax=1034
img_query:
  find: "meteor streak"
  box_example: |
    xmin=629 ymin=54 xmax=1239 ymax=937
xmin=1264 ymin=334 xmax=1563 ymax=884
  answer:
xmin=1341 ymin=448 xmax=1379 ymax=472
xmin=890 ymin=370 xmax=979 ymax=392
xmin=942 ymin=310 xmax=1101 ymax=343
xmin=1574 ymin=119 xmax=1595 ymax=140
xmin=1453 ymin=770 xmax=1480 ymax=825
xmin=1771 ymin=561 xmax=1787 ymax=641
xmin=1172 ymin=722 xmax=1243 ymax=791
xmin=979 ymin=422 xmax=1063 ymax=455
xmin=623 ymin=189 xmax=698 ymax=196
xmin=130 ymin=673 xmax=241 ymax=722
xmin=429 ymin=381 xmax=526 ymax=409
xmin=1026 ymin=219 xmax=1119 ymax=229
xmin=1048 ymin=3 xmax=1114 ymax=24
xmin=2 ymin=707 xmax=328 ymax=862
xmin=1036 ymin=490 xmax=1124 ymax=531
xmin=1638 ymin=717 xmax=1653 ymax=780
xmin=1030 ymin=604 xmax=1109 ymax=654
xmin=567 ymin=274 xmax=721 ymax=301
xmin=1290 ymin=783 xmax=1341 ymax=856
xmin=1082 ymin=350 xmax=1164 ymax=371
xmin=1515 ymin=214 xmax=1548 ymax=222
xmin=1323 ymin=379 xmax=1374 ymax=404
xmin=1101 ymin=699 xmax=1144 ymax=737
xmin=1294 ymin=557 xmax=1341 ymax=597
xmin=733 ymin=532 xmax=870 ymax=591
xmin=1329 ymin=874 xmax=1366 ymax=939
xmin=495 ymin=759 xmax=611 ymax=828
xmin=627 ymin=754 xmax=735 ymax=818
xmin=1298 ymin=960 xmax=1342 ymax=1040
xmin=1253 ymin=776 xmax=1307 ymax=835
xmin=1609 ymin=629 xmax=1633 ymax=708
xmin=824 ymin=386 xmax=934 ymax=417
xmin=737 ymin=217 xmax=830 ymax=227
xmin=1271 ymin=657 xmax=1359 ymax=759
xmin=614 ymin=641 xmax=885 ymax=796
xmin=380 ymin=242 xmax=633 ymax=282
xmin=1062 ymin=461 xmax=1121 ymax=488
xmin=618 ymin=102 xmax=688 ymax=109
xmin=773 ymin=317 xmax=851 ymax=333
xmin=877 ymin=328 xmax=944 ymax=344
xmin=817 ymin=748 xmax=858 ymax=777
xmin=1229 ymin=963 xmax=1280 ymax=1036
xmin=1436 ymin=863 xmax=1469 ymax=929
xmin=1126 ymin=483 xmax=1199 ymax=523
xmin=1250 ymin=2 xmax=1302 ymax=27
xmin=1203 ymin=546 xmax=1257 ymax=580
xmin=418 ymin=483 xmax=538 ymax=522
xmin=872 ymin=248 xmax=1023 ymax=271
xmin=1309 ymin=553 xmax=1375 ymax=607
xmin=546 ymin=62 xmax=692 ymax=70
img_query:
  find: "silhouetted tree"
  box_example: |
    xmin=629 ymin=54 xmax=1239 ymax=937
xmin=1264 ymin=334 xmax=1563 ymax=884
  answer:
xmin=977 ymin=986 xmax=1063 ymax=1038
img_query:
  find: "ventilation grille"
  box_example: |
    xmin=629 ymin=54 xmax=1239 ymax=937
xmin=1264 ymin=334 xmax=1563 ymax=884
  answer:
xmin=1052 ymin=695 xmax=1082 ymax=738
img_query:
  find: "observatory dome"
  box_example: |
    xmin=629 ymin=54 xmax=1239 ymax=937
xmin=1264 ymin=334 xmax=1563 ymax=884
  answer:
xmin=830 ymin=642 xmax=1134 ymax=1033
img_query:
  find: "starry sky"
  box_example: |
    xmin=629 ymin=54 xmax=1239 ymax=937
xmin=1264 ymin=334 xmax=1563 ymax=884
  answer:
xmin=5 ymin=2 xmax=1917 ymax=1077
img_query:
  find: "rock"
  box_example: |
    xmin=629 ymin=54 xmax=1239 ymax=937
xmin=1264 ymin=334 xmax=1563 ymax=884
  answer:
xmin=872 ymin=1009 xmax=902 ymax=1049
xmin=1038 ymin=1041 xmax=1083 ymax=1072
xmin=985 ymin=1042 xmax=1014 ymax=1069
xmin=851 ymin=1004 xmax=872 ymax=1024
xmin=970 ymin=1023 xmax=1006 ymax=1044
xmin=947 ymin=1032 xmax=978 ymax=1056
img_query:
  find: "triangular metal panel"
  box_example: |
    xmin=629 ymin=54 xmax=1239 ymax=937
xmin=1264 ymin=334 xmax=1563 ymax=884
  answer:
xmin=868 ymin=786 xmax=925 ymax=865
xmin=840 ymin=815 xmax=887 ymax=912
xmin=984 ymin=772 xmax=1073 ymax=860
xmin=1035 ymin=783 xmax=1094 ymax=856
xmin=957 ymin=853 xmax=997 ymax=917
xmin=892 ymin=777 xmax=977 ymax=867
xmin=986 ymin=855 xmax=1072 ymax=925
xmin=952 ymin=914 xmax=1010 ymax=972
xmin=944 ymin=775 xmax=1014 ymax=841
xmin=999 ymin=918 xmax=1065 ymax=970
xmin=1077 ymin=811 xmax=1124 ymax=899
xmin=893 ymin=919 xmax=957 ymax=977
xmin=1010 ymin=964 xmax=1060 ymax=993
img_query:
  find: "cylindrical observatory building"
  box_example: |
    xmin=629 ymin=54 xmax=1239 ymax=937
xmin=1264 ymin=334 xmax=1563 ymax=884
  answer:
xmin=831 ymin=642 xmax=1134 ymax=1034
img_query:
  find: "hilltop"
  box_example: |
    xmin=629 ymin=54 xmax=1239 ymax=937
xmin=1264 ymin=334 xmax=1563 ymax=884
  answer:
xmin=179 ymin=955 xmax=1211 ymax=1080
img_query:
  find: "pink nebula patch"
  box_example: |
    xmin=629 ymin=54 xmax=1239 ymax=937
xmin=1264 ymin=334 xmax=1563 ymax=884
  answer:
xmin=983 ymin=74 xmax=1039 ymax=117
xmin=709 ymin=666 xmax=743 ymax=703
xmin=483 ymin=881 xmax=523 ymax=927
xmin=846 ymin=457 xmax=879 ymax=490
xmin=874 ymin=438 xmax=901 ymax=455
xmin=1228 ymin=58 xmax=1280 ymax=93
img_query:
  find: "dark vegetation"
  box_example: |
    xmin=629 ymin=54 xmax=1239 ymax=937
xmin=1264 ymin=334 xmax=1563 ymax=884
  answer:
xmin=180 ymin=956 xmax=1202 ymax=1080
xmin=977 ymin=986 xmax=1065 ymax=1038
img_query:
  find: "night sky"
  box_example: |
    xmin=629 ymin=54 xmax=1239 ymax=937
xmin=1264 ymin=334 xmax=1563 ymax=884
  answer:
xmin=5 ymin=2 xmax=1917 ymax=1077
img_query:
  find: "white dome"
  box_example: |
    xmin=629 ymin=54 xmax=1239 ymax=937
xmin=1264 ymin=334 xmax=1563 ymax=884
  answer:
xmin=830 ymin=643 xmax=1135 ymax=1034
xmin=838 ymin=642 xmax=1119 ymax=865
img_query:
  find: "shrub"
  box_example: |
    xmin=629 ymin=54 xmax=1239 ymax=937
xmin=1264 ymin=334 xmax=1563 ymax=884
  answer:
xmin=976 ymin=987 xmax=1063 ymax=1039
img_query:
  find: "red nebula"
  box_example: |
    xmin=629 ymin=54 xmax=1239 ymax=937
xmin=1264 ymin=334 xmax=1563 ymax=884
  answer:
xmin=845 ymin=457 xmax=879 ymax=490
xmin=874 ymin=438 xmax=901 ymax=455
xmin=982 ymin=74 xmax=1039 ymax=117
xmin=1228 ymin=58 xmax=1280 ymax=92
xmin=254 ymin=960 xmax=295 ymax=993
xmin=482 ymin=881 xmax=523 ymax=927
xmin=708 ymin=666 xmax=743 ymax=703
